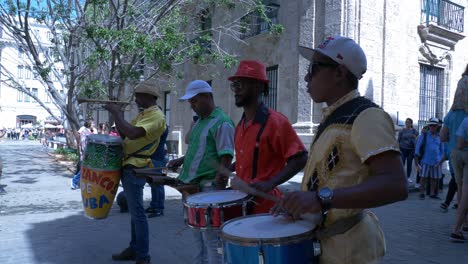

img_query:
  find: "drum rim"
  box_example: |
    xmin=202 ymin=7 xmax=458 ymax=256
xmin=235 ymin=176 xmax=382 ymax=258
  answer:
xmin=183 ymin=190 xmax=251 ymax=207
xmin=88 ymin=134 xmax=123 ymax=145
xmin=220 ymin=214 xmax=316 ymax=246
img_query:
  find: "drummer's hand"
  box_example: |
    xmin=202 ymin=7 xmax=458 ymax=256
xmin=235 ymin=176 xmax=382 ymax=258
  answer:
xmin=103 ymin=103 xmax=121 ymax=113
xmin=215 ymin=172 xmax=229 ymax=189
xmin=250 ymin=180 xmax=275 ymax=194
xmin=280 ymin=191 xmax=322 ymax=220
xmin=167 ymin=158 xmax=182 ymax=172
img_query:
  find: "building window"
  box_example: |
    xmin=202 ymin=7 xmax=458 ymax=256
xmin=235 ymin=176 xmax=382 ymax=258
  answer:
xmin=24 ymin=88 xmax=31 ymax=102
xmin=190 ymin=8 xmax=212 ymax=55
xmin=34 ymin=29 xmax=40 ymax=41
xmin=240 ymin=1 xmax=280 ymax=39
xmin=33 ymin=67 xmax=39 ymax=79
xmin=17 ymin=65 xmax=24 ymax=79
xmin=262 ymin=65 xmax=278 ymax=110
xmin=45 ymin=92 xmax=51 ymax=103
xmin=164 ymin=91 xmax=171 ymax=126
xmin=419 ymin=64 xmax=444 ymax=129
xmin=32 ymin=88 xmax=38 ymax=99
xmin=17 ymin=90 xmax=23 ymax=102
xmin=25 ymin=66 xmax=32 ymax=79
xmin=18 ymin=47 xmax=25 ymax=58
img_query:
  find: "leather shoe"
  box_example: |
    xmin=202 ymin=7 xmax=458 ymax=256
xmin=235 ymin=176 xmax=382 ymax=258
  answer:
xmin=147 ymin=211 xmax=164 ymax=218
xmin=112 ymin=247 xmax=136 ymax=261
xmin=136 ymin=260 xmax=151 ymax=264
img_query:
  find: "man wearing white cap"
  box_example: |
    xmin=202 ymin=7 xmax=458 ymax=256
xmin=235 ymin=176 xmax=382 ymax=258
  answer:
xmin=273 ymin=36 xmax=407 ymax=263
xmin=168 ymin=80 xmax=234 ymax=264
xmin=106 ymin=80 xmax=166 ymax=264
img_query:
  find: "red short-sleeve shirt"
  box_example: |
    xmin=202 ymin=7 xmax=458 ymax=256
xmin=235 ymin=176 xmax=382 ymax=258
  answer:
xmin=235 ymin=104 xmax=306 ymax=213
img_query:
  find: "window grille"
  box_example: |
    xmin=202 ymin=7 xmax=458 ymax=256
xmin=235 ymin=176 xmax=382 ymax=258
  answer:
xmin=418 ymin=64 xmax=444 ymax=129
xmin=164 ymin=91 xmax=171 ymax=126
xmin=263 ymin=65 xmax=278 ymax=110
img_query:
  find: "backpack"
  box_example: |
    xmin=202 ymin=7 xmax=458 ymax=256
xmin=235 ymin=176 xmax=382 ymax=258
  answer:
xmin=416 ymin=131 xmax=428 ymax=159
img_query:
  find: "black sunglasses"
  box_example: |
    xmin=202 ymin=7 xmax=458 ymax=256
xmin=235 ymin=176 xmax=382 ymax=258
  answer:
xmin=306 ymin=62 xmax=338 ymax=78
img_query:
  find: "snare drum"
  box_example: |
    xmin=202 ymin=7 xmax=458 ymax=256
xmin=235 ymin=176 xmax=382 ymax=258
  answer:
xmin=183 ymin=190 xmax=250 ymax=229
xmin=221 ymin=214 xmax=319 ymax=264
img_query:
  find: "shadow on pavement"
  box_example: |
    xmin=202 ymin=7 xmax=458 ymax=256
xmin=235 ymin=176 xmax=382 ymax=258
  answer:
xmin=25 ymin=199 xmax=195 ymax=264
xmin=11 ymin=176 xmax=38 ymax=184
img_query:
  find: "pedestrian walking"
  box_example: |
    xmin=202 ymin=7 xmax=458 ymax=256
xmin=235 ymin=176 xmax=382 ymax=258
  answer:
xmin=272 ymin=35 xmax=407 ymax=264
xmin=70 ymin=120 xmax=93 ymax=190
xmin=440 ymin=67 xmax=467 ymax=212
xmin=145 ymin=125 xmax=169 ymax=218
xmin=398 ymin=118 xmax=418 ymax=182
xmin=415 ymin=117 xmax=445 ymax=199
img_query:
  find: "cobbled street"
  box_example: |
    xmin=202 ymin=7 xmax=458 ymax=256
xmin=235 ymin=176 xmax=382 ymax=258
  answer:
xmin=0 ymin=140 xmax=467 ymax=263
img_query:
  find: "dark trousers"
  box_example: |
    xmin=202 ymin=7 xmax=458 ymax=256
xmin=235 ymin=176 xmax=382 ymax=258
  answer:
xmin=401 ymin=148 xmax=414 ymax=178
xmin=444 ymin=174 xmax=458 ymax=205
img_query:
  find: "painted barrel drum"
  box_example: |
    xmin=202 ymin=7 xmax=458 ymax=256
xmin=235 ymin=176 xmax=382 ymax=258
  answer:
xmin=81 ymin=134 xmax=123 ymax=219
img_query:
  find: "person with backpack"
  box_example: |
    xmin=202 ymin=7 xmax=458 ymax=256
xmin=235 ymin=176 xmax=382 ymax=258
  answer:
xmin=145 ymin=125 xmax=169 ymax=218
xmin=415 ymin=117 xmax=445 ymax=200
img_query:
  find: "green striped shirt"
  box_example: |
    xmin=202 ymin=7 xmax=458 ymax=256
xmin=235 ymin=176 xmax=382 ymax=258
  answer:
xmin=178 ymin=107 xmax=234 ymax=185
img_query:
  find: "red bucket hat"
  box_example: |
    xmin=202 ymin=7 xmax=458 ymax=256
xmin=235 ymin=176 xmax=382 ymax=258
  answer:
xmin=228 ymin=60 xmax=269 ymax=84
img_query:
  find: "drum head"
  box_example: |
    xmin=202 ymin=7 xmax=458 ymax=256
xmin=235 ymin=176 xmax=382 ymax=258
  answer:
xmin=185 ymin=190 xmax=248 ymax=205
xmin=222 ymin=214 xmax=316 ymax=240
xmin=88 ymin=134 xmax=122 ymax=145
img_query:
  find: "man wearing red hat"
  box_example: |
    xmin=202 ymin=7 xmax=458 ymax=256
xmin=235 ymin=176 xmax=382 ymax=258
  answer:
xmin=228 ymin=60 xmax=308 ymax=214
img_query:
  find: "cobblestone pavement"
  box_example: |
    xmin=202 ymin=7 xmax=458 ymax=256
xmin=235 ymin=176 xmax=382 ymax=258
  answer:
xmin=0 ymin=140 xmax=467 ymax=264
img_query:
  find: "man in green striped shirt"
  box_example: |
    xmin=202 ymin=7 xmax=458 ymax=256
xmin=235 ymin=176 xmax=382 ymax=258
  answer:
xmin=168 ymin=80 xmax=234 ymax=264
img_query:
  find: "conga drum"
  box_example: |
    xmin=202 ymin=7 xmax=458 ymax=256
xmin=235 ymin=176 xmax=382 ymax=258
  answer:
xmin=221 ymin=214 xmax=320 ymax=264
xmin=81 ymin=134 xmax=123 ymax=219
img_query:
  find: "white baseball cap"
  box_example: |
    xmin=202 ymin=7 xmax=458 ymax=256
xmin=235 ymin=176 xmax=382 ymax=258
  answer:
xmin=179 ymin=80 xmax=213 ymax=101
xmin=299 ymin=35 xmax=367 ymax=80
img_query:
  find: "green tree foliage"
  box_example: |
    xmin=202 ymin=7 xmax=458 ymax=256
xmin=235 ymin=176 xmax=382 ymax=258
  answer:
xmin=0 ymin=0 xmax=281 ymax=139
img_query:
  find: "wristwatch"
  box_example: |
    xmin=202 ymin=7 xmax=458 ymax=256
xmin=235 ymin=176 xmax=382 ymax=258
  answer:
xmin=317 ymin=187 xmax=334 ymax=214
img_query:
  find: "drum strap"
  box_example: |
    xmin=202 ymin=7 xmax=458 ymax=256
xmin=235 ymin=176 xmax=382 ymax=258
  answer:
xmin=252 ymin=112 xmax=269 ymax=180
xmin=127 ymin=140 xmax=158 ymax=159
xmin=314 ymin=211 xmax=365 ymax=240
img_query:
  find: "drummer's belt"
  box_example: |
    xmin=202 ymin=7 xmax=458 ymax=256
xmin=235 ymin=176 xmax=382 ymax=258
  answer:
xmin=314 ymin=211 xmax=365 ymax=240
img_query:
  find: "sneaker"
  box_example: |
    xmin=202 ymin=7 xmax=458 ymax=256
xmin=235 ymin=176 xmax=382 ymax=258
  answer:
xmin=407 ymin=178 xmax=414 ymax=183
xmin=453 ymin=204 xmax=458 ymax=209
xmin=449 ymin=232 xmax=467 ymax=243
xmin=70 ymin=179 xmax=79 ymax=190
xmin=419 ymin=193 xmax=425 ymax=200
xmin=440 ymin=203 xmax=449 ymax=213
xmin=429 ymin=195 xmax=441 ymax=200
xmin=414 ymin=183 xmax=421 ymax=189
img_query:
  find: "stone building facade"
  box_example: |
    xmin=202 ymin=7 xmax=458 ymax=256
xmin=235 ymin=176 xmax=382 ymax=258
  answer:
xmin=151 ymin=0 xmax=468 ymax=154
xmin=0 ymin=23 xmax=64 ymax=129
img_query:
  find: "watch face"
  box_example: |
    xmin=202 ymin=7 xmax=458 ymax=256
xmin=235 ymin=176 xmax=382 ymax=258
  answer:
xmin=320 ymin=187 xmax=333 ymax=199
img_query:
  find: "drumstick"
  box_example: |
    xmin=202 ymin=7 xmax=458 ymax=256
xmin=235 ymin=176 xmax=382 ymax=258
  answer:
xmin=231 ymin=177 xmax=280 ymax=202
xmin=230 ymin=177 xmax=321 ymax=224
xmin=133 ymin=167 xmax=168 ymax=175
